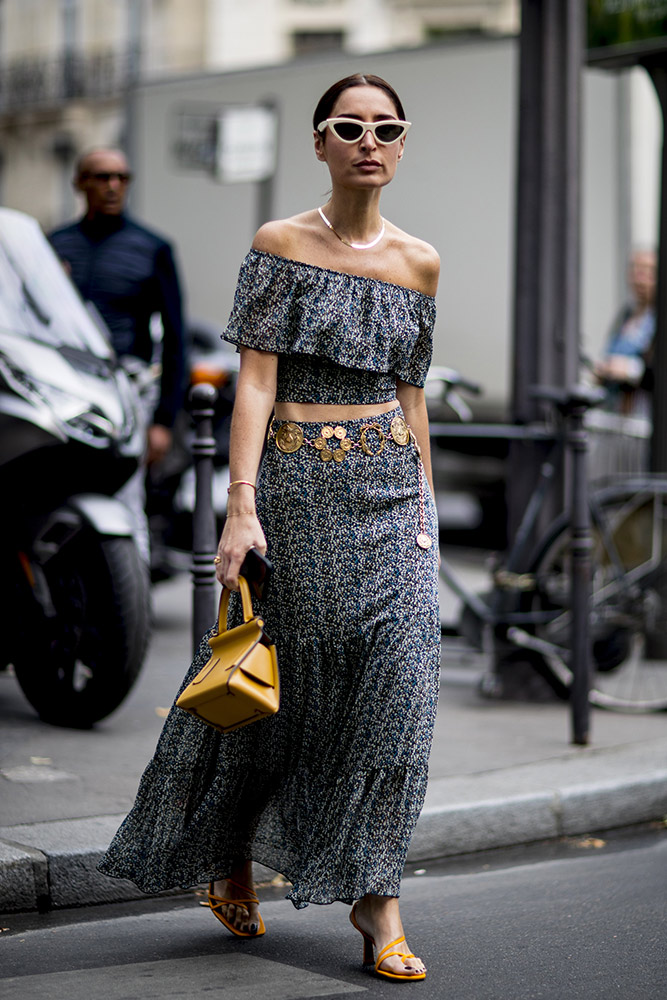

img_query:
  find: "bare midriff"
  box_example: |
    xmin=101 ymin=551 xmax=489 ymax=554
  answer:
xmin=274 ymin=399 xmax=400 ymax=422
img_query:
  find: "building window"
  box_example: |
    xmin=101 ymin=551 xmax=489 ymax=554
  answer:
xmin=292 ymin=31 xmax=344 ymax=57
xmin=61 ymin=0 xmax=79 ymax=99
xmin=127 ymin=0 xmax=144 ymax=80
xmin=0 ymin=0 xmax=5 ymax=63
xmin=425 ymin=26 xmax=484 ymax=42
xmin=61 ymin=0 xmax=78 ymax=49
xmin=53 ymin=132 xmax=77 ymax=222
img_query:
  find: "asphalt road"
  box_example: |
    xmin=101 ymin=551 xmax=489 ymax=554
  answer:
xmin=1 ymin=827 xmax=665 ymax=1000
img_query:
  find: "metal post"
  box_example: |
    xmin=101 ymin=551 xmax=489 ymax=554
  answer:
xmin=567 ymin=390 xmax=593 ymax=745
xmin=640 ymin=56 xmax=667 ymax=659
xmin=498 ymin=0 xmax=584 ymax=703
xmin=509 ymin=0 xmax=583 ymax=538
xmin=190 ymin=383 xmax=218 ymax=655
xmin=642 ymin=57 xmax=667 ymax=475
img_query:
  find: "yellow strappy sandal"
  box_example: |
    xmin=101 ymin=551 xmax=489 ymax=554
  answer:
xmin=207 ymin=878 xmax=266 ymax=938
xmin=374 ymin=936 xmax=426 ymax=982
xmin=349 ymin=905 xmax=426 ymax=982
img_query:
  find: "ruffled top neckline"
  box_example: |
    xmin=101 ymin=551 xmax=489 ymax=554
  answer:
xmin=223 ymin=246 xmax=436 ymax=396
xmin=249 ymin=249 xmax=435 ymax=302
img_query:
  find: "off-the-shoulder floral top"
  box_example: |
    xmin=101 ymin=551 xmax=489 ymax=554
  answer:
xmin=223 ymin=249 xmax=436 ymax=404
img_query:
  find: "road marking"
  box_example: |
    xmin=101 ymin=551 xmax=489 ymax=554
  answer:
xmin=0 ymin=953 xmax=367 ymax=999
xmin=0 ymin=765 xmax=78 ymax=783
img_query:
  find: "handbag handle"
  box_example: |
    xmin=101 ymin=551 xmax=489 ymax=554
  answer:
xmin=216 ymin=575 xmax=255 ymax=634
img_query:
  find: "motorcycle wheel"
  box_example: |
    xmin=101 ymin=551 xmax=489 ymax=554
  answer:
xmin=13 ymin=533 xmax=151 ymax=727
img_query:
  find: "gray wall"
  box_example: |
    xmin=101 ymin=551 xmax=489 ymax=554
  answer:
xmin=130 ymin=38 xmax=621 ymax=418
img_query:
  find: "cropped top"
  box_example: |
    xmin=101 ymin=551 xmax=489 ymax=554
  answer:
xmin=222 ymin=249 xmax=436 ymax=405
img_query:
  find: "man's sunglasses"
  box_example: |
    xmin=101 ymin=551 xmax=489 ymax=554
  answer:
xmin=317 ymin=118 xmax=411 ymax=145
xmin=83 ymin=171 xmax=132 ymax=184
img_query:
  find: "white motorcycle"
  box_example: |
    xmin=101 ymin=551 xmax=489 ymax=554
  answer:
xmin=0 ymin=208 xmax=151 ymax=727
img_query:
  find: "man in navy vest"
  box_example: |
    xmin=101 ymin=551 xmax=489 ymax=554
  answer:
xmin=50 ymin=148 xmax=187 ymax=561
xmin=50 ymin=147 xmax=186 ymax=464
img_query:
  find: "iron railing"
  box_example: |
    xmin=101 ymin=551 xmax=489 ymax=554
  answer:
xmin=0 ymin=50 xmax=133 ymax=114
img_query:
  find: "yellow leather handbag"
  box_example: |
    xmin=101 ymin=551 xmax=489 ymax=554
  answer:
xmin=176 ymin=576 xmax=279 ymax=733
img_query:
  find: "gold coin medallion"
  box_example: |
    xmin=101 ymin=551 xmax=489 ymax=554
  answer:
xmin=275 ymin=422 xmax=304 ymax=454
xmin=320 ymin=448 xmax=333 ymax=462
xmin=333 ymin=448 xmax=346 ymax=462
xmin=314 ymin=437 xmax=326 ymax=450
xmin=321 ymin=425 xmax=334 ymax=439
xmin=390 ymin=415 xmax=410 ymax=446
xmin=360 ymin=423 xmax=386 ymax=456
xmin=340 ymin=439 xmax=353 ymax=451
xmin=334 ymin=426 xmax=347 ymax=440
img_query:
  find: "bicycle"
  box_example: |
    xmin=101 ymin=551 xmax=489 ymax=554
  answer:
xmin=427 ymin=367 xmax=667 ymax=713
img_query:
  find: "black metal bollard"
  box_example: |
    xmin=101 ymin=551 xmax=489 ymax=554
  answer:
xmin=189 ymin=383 xmax=219 ymax=655
xmin=567 ymin=389 xmax=593 ymax=745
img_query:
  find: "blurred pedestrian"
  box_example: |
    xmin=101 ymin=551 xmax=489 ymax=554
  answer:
xmin=594 ymin=248 xmax=656 ymax=416
xmin=49 ymin=148 xmax=186 ymax=560
xmin=99 ymin=74 xmax=439 ymax=982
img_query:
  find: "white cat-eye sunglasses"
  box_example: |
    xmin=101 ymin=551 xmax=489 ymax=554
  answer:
xmin=317 ymin=117 xmax=411 ymax=145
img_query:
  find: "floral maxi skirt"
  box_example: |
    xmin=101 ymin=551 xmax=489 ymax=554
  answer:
xmin=98 ymin=407 xmax=441 ymax=908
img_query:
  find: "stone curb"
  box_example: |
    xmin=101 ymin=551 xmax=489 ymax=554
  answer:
xmin=1 ymin=767 xmax=666 ymax=914
xmin=407 ymin=770 xmax=667 ymax=861
xmin=0 ymin=816 xmax=139 ymax=914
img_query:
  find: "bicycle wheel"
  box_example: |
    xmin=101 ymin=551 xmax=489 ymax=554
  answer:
xmin=530 ymin=478 xmax=667 ymax=712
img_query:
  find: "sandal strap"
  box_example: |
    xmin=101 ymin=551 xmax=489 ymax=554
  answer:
xmin=375 ymin=935 xmax=412 ymax=971
xmin=208 ymin=878 xmax=259 ymax=909
xmin=209 ymin=895 xmax=255 ymax=909
xmin=225 ymin=877 xmax=259 ymax=902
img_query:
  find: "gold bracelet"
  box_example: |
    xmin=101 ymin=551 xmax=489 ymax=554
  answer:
xmin=227 ymin=480 xmax=256 ymax=493
xmin=225 ymin=510 xmax=256 ymax=517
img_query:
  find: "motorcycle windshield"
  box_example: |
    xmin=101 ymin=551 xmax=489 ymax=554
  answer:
xmin=0 ymin=208 xmax=113 ymax=358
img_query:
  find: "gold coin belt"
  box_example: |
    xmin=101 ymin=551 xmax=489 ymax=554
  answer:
xmin=268 ymin=414 xmax=433 ymax=551
xmin=269 ymin=414 xmax=415 ymax=464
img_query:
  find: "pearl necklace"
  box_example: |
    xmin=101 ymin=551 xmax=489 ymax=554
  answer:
xmin=318 ymin=206 xmax=385 ymax=250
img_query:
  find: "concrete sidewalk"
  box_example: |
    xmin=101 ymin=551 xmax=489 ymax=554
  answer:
xmin=1 ymin=562 xmax=666 ymax=914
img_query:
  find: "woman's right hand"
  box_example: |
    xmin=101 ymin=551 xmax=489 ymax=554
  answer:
xmin=216 ymin=511 xmax=267 ymax=590
xmin=215 ymin=347 xmax=277 ymax=590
